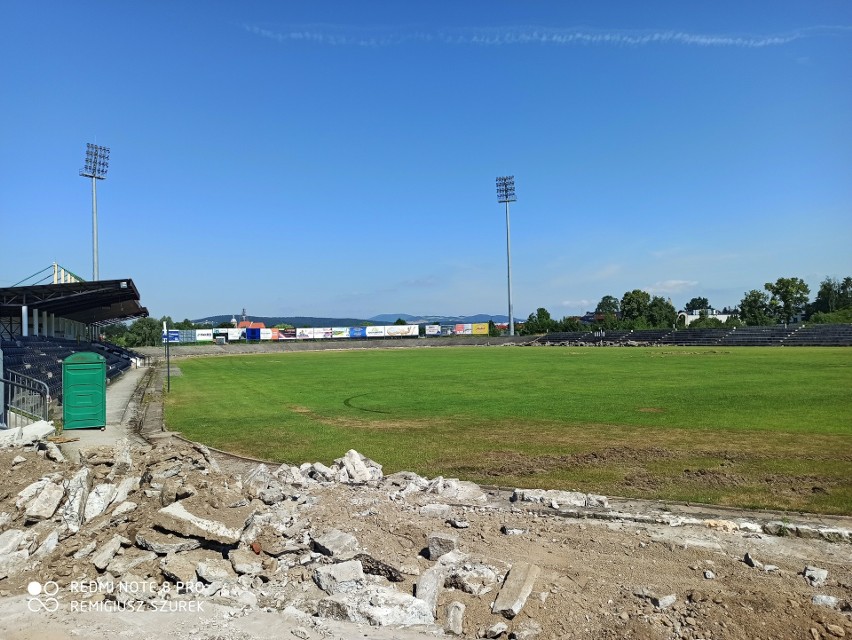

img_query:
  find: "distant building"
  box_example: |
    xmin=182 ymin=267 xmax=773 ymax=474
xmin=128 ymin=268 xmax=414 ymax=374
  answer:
xmin=237 ymin=320 xmax=265 ymax=329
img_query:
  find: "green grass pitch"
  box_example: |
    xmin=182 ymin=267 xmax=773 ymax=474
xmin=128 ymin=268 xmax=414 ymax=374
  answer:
xmin=164 ymin=346 xmax=852 ymax=514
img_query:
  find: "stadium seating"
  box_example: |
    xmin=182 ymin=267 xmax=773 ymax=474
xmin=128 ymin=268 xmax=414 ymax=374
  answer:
xmin=0 ymin=336 xmax=141 ymax=402
xmin=781 ymin=324 xmax=852 ymax=346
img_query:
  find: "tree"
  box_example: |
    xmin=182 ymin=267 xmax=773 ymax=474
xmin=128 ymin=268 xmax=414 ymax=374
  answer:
xmin=738 ymin=290 xmax=773 ymax=326
xmin=685 ymin=297 xmax=709 ymax=313
xmin=596 ymin=295 xmax=620 ymax=315
xmin=520 ymin=307 xmax=557 ymax=335
xmin=557 ymin=316 xmax=583 ymax=332
xmin=764 ymin=277 xmax=810 ymax=324
xmin=620 ymin=290 xmax=651 ymax=325
xmin=488 ymin=320 xmax=501 ymax=337
xmin=811 ymin=276 xmax=852 ymax=315
xmin=125 ymin=317 xmax=163 ymax=347
xmin=688 ymin=315 xmax=724 ymax=329
xmin=647 ymin=296 xmax=677 ymax=328
xmin=174 ymin=318 xmax=195 ymax=330
xmin=393 ymin=318 xmax=407 ymax=325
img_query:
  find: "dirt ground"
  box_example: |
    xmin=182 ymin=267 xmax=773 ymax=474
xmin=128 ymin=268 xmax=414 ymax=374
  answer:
xmin=0 ymin=437 xmax=850 ymax=640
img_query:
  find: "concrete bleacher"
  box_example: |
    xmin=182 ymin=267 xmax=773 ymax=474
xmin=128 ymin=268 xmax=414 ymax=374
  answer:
xmin=661 ymin=328 xmax=730 ymax=346
xmin=536 ymin=331 xmax=593 ymax=344
xmin=717 ymin=326 xmax=796 ymax=346
xmin=532 ymin=324 xmax=851 ymax=347
xmin=781 ymin=324 xmax=852 ymax=346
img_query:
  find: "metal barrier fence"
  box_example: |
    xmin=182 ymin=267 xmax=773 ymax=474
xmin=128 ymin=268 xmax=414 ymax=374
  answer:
xmin=1 ymin=370 xmax=49 ymax=428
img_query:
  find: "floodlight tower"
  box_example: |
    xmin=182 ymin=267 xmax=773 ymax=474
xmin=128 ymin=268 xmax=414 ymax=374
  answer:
xmin=80 ymin=143 xmax=110 ymax=280
xmin=496 ymin=176 xmax=516 ymax=336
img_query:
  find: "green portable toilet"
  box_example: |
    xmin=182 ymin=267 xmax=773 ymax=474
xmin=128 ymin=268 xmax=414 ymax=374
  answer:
xmin=62 ymin=352 xmax=107 ymax=430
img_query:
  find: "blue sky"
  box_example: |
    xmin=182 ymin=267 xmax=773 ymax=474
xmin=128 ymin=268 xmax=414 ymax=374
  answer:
xmin=2 ymin=2 xmax=850 ymax=321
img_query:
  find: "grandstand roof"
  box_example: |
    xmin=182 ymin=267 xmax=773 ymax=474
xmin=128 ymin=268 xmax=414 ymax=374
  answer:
xmin=0 ymin=279 xmax=148 ymax=326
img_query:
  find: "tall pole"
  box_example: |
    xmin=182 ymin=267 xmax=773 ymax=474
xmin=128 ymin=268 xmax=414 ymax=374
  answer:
xmin=505 ymin=199 xmax=514 ymax=336
xmin=80 ymin=143 xmax=110 ymax=281
xmin=91 ymin=176 xmax=98 ymax=280
xmin=496 ymin=176 xmax=517 ymax=336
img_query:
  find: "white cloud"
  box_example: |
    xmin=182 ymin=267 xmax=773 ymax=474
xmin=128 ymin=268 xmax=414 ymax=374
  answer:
xmin=646 ymin=279 xmax=699 ymax=294
xmin=244 ymin=24 xmax=851 ymax=49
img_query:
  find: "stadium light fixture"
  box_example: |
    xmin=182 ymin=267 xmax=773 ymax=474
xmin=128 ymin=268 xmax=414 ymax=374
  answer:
xmin=80 ymin=143 xmax=110 ymax=280
xmin=496 ymin=176 xmax=516 ymax=336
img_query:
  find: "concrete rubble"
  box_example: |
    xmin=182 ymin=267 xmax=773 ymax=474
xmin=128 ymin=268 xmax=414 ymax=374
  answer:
xmin=0 ymin=430 xmax=850 ymax=640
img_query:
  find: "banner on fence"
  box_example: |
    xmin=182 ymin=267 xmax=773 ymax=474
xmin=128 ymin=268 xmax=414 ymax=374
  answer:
xmin=472 ymin=323 xmax=489 ymax=335
xmin=365 ymin=326 xmax=385 ymax=338
xmin=296 ymin=328 xmax=314 ymax=339
xmin=425 ymin=324 xmax=441 ymax=336
xmin=196 ymin=329 xmax=214 ymax=341
xmin=280 ymin=328 xmax=297 ymax=340
xmin=332 ymin=327 xmax=349 ymax=338
xmin=385 ymin=324 xmax=419 ymax=337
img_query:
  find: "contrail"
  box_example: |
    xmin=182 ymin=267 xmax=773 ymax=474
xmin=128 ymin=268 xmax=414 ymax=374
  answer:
xmin=243 ymin=24 xmax=850 ymax=49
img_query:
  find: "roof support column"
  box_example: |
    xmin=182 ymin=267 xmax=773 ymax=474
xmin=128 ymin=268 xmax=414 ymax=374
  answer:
xmin=31 ymin=307 xmax=38 ymax=336
xmin=49 ymin=313 xmax=55 ymax=338
xmin=21 ymin=305 xmax=28 ymax=337
xmin=42 ymin=311 xmax=48 ymax=338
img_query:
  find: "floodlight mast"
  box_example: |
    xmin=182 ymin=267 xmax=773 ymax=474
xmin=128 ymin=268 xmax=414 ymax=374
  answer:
xmin=79 ymin=143 xmax=110 ymax=280
xmin=496 ymin=176 xmax=517 ymax=336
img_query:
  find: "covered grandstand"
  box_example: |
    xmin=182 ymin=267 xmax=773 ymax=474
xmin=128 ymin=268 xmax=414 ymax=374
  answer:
xmin=0 ymin=279 xmax=148 ymax=427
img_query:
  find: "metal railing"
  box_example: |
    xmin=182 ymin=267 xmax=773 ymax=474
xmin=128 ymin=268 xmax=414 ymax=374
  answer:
xmin=2 ymin=370 xmax=49 ymax=428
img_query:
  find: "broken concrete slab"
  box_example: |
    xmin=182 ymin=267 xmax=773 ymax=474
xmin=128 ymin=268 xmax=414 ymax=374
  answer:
xmin=229 ymin=548 xmax=264 ymax=575
xmin=420 ymin=504 xmax=452 ymax=518
xmin=155 ymin=499 xmax=250 ymax=545
xmin=160 ymin=553 xmax=199 ymax=585
xmin=317 ymin=585 xmax=434 ymax=627
xmin=492 ymin=562 xmax=541 ymax=619
xmin=110 ymin=438 xmax=133 ymax=477
xmin=445 ymin=601 xmax=465 ymax=636
xmin=43 ymin=441 xmax=65 ymax=463
xmin=16 ymin=478 xmax=48 ymax=510
xmin=0 ymin=421 xmax=55 ymax=447
xmin=111 ymin=501 xmax=138 ymax=518
xmin=25 ymin=481 xmax=64 ymax=522
xmin=341 ymin=450 xmax=372 ymax=483
xmin=0 ymin=550 xmax=29 ymax=579
xmin=106 ymin=549 xmax=158 ymax=575
xmin=511 ymin=488 xmax=586 ymax=508
xmin=62 ymin=466 xmax=92 ymax=534
xmin=313 ymin=559 xmax=366 ymax=595
xmin=428 ymin=531 xmax=458 ymax=560
xmin=446 ymin=562 xmax=499 ymax=595
xmin=0 ymin=530 xmax=26 ymax=556
xmin=91 ymin=535 xmax=125 ymax=571
xmin=804 ymin=566 xmax=828 ymax=587
xmin=135 ymin=527 xmax=202 ymax=555
xmin=84 ymin=483 xmax=118 ymax=522
xmin=415 ymin=565 xmax=446 ymax=617
xmin=312 ymin=528 xmax=359 ymax=558
xmin=196 ymin=557 xmax=237 ymax=584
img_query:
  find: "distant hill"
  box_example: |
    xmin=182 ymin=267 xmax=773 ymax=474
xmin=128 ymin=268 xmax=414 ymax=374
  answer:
xmin=193 ymin=315 xmax=371 ymax=328
xmin=370 ymin=313 xmax=511 ymax=325
xmin=195 ymin=313 xmax=512 ymax=328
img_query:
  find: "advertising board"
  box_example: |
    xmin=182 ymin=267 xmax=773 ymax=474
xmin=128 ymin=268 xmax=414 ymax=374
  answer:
xmin=260 ymin=328 xmax=273 ymax=340
xmin=365 ymin=326 xmax=386 ymax=338
xmin=296 ymin=328 xmax=314 ymax=339
xmin=332 ymin=327 xmax=349 ymax=338
xmin=280 ymin=328 xmax=297 ymax=340
xmin=227 ymin=328 xmax=242 ymax=341
xmin=472 ymin=323 xmax=489 ymax=335
xmin=196 ymin=329 xmax=214 ymax=341
xmin=425 ymin=324 xmax=441 ymax=336
xmin=385 ymin=324 xmax=419 ymax=337
xmin=349 ymin=327 xmax=367 ymax=338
